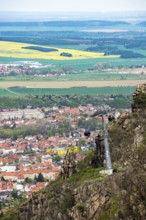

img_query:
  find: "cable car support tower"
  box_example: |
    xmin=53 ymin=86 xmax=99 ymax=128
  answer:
xmin=102 ymin=116 xmax=113 ymax=175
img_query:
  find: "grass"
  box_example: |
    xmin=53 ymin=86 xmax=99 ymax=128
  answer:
xmin=99 ymin=198 xmax=119 ymax=220
xmin=1 ymin=198 xmax=28 ymax=220
xmin=67 ymin=167 xmax=102 ymax=187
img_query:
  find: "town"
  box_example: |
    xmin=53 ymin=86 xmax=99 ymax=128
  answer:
xmin=0 ymin=61 xmax=57 ymax=77
xmin=0 ymin=102 xmax=115 ymax=215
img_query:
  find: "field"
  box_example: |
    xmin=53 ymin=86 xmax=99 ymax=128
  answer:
xmin=0 ymin=80 xmax=145 ymax=89
xmin=0 ymin=20 xmax=146 ymax=100
xmin=0 ymin=86 xmax=136 ymax=97
xmin=0 ymin=79 xmax=141 ymax=97
xmin=0 ymin=41 xmax=119 ymax=61
xmin=0 ymin=79 xmax=143 ymax=97
xmin=1 ymin=69 xmax=146 ymax=82
xmin=1 ymin=20 xmax=146 ymax=70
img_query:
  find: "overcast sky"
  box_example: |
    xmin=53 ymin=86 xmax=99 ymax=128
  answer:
xmin=0 ymin=0 xmax=146 ymax=12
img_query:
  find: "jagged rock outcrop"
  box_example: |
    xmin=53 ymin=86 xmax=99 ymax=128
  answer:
xmin=61 ymin=150 xmax=76 ymax=179
xmin=3 ymin=84 xmax=146 ymax=220
xmin=132 ymin=83 xmax=146 ymax=112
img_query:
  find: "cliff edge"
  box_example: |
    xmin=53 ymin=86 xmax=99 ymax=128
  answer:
xmin=2 ymin=84 xmax=146 ymax=220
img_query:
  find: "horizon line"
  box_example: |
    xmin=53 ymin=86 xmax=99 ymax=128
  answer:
xmin=0 ymin=10 xmax=146 ymax=13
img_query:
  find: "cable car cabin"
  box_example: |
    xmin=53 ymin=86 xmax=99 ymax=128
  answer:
xmin=108 ymin=115 xmax=115 ymax=122
xmin=84 ymin=130 xmax=91 ymax=137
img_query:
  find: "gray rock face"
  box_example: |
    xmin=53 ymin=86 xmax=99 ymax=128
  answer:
xmin=61 ymin=150 xmax=76 ymax=180
xmin=132 ymin=83 xmax=146 ymax=112
xmin=9 ymin=169 xmax=146 ymax=220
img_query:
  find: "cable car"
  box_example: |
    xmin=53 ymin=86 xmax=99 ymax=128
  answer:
xmin=84 ymin=130 xmax=91 ymax=137
xmin=108 ymin=114 xmax=115 ymax=122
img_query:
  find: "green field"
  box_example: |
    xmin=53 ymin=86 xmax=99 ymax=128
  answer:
xmin=0 ymin=86 xmax=135 ymax=97
xmin=0 ymin=88 xmax=18 ymax=96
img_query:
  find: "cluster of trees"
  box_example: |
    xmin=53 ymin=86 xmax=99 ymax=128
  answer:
xmin=60 ymin=52 xmax=72 ymax=57
xmin=0 ymin=119 xmax=74 ymax=139
xmin=0 ymin=37 xmax=80 ymax=46
xmin=0 ymin=94 xmax=132 ymax=109
xmin=22 ymin=46 xmax=58 ymax=52
xmin=0 ymin=126 xmax=42 ymax=140
xmin=87 ymin=45 xmax=118 ymax=52
xmin=87 ymin=45 xmax=145 ymax=58
xmin=25 ymin=173 xmax=45 ymax=183
xmin=57 ymin=120 xmax=73 ymax=135
xmin=105 ymin=49 xmax=145 ymax=58
xmin=125 ymin=39 xmax=146 ymax=50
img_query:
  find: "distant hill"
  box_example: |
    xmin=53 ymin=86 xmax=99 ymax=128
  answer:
xmin=0 ymin=20 xmax=130 ymax=27
xmin=138 ymin=21 xmax=146 ymax=26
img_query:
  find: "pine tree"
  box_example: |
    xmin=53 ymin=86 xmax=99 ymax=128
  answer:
xmin=36 ymin=173 xmax=45 ymax=182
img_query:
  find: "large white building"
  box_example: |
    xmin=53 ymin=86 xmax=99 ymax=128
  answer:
xmin=0 ymin=109 xmax=45 ymax=120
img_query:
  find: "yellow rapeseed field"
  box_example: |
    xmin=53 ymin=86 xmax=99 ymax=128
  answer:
xmin=0 ymin=41 xmax=120 ymax=60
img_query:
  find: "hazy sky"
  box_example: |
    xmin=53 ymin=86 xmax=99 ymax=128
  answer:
xmin=0 ymin=0 xmax=146 ymax=12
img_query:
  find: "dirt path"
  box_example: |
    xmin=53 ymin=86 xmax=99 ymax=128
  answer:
xmin=5 ymin=88 xmax=20 ymax=95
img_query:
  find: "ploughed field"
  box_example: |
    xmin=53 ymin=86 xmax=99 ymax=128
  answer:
xmin=0 ymin=80 xmax=145 ymax=89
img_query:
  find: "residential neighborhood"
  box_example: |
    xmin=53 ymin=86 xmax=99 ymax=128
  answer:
xmin=0 ymin=62 xmax=62 ymax=77
xmin=0 ymin=62 xmax=55 ymax=77
xmin=0 ymin=102 xmax=113 ymax=214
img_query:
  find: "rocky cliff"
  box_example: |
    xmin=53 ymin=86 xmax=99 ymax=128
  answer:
xmin=2 ymin=84 xmax=146 ymax=220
